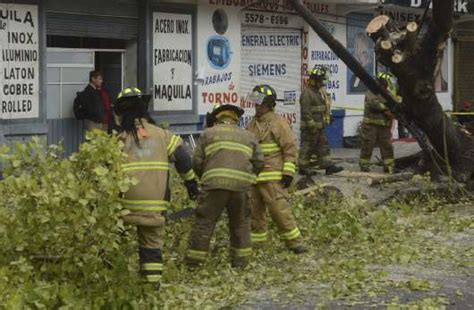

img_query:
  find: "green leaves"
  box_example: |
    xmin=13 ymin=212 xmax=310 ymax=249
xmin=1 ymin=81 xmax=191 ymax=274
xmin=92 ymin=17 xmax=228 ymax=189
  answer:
xmin=0 ymin=131 xmax=140 ymax=308
xmin=0 ymin=131 xmax=472 ymax=308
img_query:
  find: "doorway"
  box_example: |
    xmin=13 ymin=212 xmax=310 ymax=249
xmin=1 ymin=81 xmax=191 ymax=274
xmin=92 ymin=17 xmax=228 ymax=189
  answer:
xmin=46 ymin=48 xmax=125 ymax=155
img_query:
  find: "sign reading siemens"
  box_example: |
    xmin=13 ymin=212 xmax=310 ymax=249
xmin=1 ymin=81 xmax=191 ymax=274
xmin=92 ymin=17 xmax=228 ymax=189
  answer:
xmin=153 ymin=12 xmax=193 ymax=111
xmin=0 ymin=3 xmax=39 ymax=119
xmin=384 ymin=0 xmax=472 ymax=14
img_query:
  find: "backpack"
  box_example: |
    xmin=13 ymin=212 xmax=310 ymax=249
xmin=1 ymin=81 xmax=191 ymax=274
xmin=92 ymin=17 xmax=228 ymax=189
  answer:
xmin=73 ymin=91 xmax=88 ymax=120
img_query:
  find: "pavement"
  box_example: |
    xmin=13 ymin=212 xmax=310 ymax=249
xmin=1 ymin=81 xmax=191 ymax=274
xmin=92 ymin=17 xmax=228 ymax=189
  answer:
xmin=298 ymin=141 xmax=422 ymax=202
xmin=241 ymin=141 xmax=473 ymax=309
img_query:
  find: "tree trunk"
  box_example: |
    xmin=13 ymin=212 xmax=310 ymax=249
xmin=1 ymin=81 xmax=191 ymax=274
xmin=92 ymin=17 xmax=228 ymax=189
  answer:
xmin=288 ymin=0 xmax=474 ymax=183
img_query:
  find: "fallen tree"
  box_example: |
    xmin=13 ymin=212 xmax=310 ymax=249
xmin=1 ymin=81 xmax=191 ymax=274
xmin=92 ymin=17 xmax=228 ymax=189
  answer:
xmin=288 ymin=0 xmax=474 ymax=184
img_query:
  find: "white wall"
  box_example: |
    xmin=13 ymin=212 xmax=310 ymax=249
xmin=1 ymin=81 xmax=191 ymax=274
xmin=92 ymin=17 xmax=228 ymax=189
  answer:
xmin=196 ymin=4 xmax=241 ymax=115
xmin=192 ymin=1 xmax=454 ymax=137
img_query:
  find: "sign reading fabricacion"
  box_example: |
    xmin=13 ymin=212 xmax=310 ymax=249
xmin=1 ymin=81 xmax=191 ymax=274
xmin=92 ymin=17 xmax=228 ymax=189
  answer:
xmin=153 ymin=12 xmax=193 ymax=111
xmin=0 ymin=3 xmax=39 ymax=119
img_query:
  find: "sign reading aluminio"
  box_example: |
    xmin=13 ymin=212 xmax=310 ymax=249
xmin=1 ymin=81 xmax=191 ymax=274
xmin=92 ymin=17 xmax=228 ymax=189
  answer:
xmin=0 ymin=4 xmax=39 ymax=119
xmin=153 ymin=12 xmax=193 ymax=111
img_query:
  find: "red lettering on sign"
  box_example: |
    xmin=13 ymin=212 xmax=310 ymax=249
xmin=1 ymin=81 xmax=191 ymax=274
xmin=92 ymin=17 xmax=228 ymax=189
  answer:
xmin=202 ymin=92 xmax=239 ymax=104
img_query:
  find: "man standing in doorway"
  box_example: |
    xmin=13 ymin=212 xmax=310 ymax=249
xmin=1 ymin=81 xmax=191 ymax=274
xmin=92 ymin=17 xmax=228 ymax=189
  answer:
xmin=77 ymin=70 xmax=113 ymax=131
xmin=299 ymin=66 xmax=343 ymax=176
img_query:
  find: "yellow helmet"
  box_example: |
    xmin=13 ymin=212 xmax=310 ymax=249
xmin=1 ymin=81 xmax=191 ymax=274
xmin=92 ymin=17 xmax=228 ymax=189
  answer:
xmin=377 ymin=72 xmax=393 ymax=82
xmin=252 ymin=84 xmax=277 ymax=107
xmin=115 ymin=87 xmax=151 ymax=115
xmin=309 ymin=65 xmax=328 ymax=80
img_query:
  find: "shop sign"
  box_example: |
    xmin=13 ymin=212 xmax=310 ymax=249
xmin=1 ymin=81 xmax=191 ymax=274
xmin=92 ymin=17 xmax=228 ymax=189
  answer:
xmin=383 ymin=0 xmax=472 ymax=14
xmin=153 ymin=12 xmax=193 ymax=111
xmin=0 ymin=3 xmax=39 ymax=119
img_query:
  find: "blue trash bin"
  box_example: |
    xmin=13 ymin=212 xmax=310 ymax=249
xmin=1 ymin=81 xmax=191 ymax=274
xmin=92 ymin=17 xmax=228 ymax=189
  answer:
xmin=325 ymin=109 xmax=345 ymax=148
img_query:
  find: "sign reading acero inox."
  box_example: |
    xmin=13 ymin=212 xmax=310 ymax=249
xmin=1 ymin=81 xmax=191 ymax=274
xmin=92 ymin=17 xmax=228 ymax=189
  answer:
xmin=383 ymin=0 xmax=473 ymax=14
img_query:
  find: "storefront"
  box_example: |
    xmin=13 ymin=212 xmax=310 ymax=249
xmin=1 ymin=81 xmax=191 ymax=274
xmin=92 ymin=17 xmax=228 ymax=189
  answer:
xmin=1 ymin=0 xmax=463 ymax=153
xmin=454 ymin=18 xmax=474 ymax=111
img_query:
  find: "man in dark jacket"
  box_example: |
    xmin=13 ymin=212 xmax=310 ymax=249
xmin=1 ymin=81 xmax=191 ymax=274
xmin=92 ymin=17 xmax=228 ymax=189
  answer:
xmin=81 ymin=70 xmax=113 ymax=131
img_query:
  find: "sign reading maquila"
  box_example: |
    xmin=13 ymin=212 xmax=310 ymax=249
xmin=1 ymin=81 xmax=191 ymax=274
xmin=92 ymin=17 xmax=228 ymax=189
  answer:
xmin=0 ymin=4 xmax=39 ymax=119
xmin=153 ymin=12 xmax=193 ymax=111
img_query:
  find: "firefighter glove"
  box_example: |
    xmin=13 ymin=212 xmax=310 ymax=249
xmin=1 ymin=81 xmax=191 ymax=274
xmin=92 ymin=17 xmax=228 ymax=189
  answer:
xmin=185 ymin=180 xmax=199 ymax=201
xmin=281 ymin=175 xmax=294 ymax=188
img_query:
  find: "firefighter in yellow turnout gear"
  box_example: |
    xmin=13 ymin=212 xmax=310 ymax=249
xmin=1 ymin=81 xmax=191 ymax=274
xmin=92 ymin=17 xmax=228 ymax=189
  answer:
xmin=186 ymin=104 xmax=264 ymax=268
xmin=246 ymin=85 xmax=306 ymax=254
xmin=359 ymin=72 xmax=396 ymax=173
xmin=299 ymin=66 xmax=343 ymax=175
xmin=115 ymin=87 xmax=199 ymax=288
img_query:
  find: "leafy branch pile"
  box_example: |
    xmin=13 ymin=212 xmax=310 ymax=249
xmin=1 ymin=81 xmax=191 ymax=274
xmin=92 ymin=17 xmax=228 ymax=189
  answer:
xmin=0 ymin=134 xmax=472 ymax=308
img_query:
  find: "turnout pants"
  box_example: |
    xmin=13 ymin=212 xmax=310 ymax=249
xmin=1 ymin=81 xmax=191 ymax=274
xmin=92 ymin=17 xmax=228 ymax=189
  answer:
xmin=359 ymin=123 xmax=394 ymax=173
xmin=250 ymin=181 xmax=303 ymax=249
xmin=123 ymin=212 xmax=165 ymax=284
xmin=299 ymin=128 xmax=332 ymax=170
xmin=186 ymin=189 xmax=252 ymax=266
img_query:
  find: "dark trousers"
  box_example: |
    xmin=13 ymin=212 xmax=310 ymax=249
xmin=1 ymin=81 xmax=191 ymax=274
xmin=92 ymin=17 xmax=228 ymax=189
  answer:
xmin=186 ymin=190 xmax=252 ymax=266
xmin=299 ymin=128 xmax=332 ymax=169
xmin=359 ymin=123 xmax=394 ymax=172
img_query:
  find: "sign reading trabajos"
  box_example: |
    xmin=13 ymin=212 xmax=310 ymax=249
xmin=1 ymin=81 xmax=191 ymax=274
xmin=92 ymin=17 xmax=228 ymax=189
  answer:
xmin=153 ymin=12 xmax=193 ymax=111
xmin=0 ymin=4 xmax=39 ymax=119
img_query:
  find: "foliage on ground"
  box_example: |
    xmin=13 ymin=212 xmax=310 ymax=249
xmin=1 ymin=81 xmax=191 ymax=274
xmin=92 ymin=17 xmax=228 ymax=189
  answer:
xmin=0 ymin=133 xmax=472 ymax=309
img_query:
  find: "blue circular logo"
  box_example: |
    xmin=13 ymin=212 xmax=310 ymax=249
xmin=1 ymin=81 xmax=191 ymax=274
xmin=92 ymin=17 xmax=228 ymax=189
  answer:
xmin=207 ymin=35 xmax=232 ymax=70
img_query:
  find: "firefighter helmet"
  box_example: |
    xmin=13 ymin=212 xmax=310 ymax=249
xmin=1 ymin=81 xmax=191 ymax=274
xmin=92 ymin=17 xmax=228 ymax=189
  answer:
xmin=115 ymin=87 xmax=151 ymax=115
xmin=309 ymin=65 xmax=328 ymax=80
xmin=252 ymin=84 xmax=277 ymax=107
xmin=211 ymin=104 xmax=244 ymax=119
xmin=377 ymin=71 xmax=394 ymax=82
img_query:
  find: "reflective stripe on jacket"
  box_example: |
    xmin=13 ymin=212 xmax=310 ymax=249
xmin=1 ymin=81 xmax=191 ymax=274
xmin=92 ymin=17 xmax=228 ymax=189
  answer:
xmin=246 ymin=111 xmax=297 ymax=183
xmin=300 ymin=86 xmax=332 ymax=130
xmin=193 ymin=120 xmax=264 ymax=192
xmin=363 ymin=91 xmax=391 ymax=127
xmin=120 ymin=120 xmax=193 ymax=212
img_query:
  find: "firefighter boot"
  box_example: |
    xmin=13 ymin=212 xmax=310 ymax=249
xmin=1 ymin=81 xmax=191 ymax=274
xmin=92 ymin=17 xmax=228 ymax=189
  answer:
xmin=231 ymin=256 xmax=249 ymax=269
xmin=325 ymin=165 xmax=344 ymax=175
xmin=290 ymin=245 xmax=307 ymax=255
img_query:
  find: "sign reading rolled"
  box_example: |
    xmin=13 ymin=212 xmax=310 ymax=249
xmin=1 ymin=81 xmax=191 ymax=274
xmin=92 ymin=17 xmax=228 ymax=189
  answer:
xmin=0 ymin=3 xmax=39 ymax=119
xmin=153 ymin=12 xmax=193 ymax=111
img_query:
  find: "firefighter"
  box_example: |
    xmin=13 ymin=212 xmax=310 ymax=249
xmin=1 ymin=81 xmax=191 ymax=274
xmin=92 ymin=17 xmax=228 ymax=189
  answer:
xmin=359 ymin=72 xmax=395 ymax=173
xmin=186 ymin=104 xmax=264 ymax=268
xmin=115 ymin=87 xmax=199 ymax=289
xmin=246 ymin=85 xmax=306 ymax=254
xmin=299 ymin=66 xmax=344 ymax=176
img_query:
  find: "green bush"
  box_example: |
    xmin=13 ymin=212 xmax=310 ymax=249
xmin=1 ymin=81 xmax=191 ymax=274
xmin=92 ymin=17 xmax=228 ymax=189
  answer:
xmin=0 ymin=132 xmax=156 ymax=308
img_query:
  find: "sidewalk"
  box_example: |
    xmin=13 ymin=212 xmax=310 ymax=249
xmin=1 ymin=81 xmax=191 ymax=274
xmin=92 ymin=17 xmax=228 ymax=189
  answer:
xmin=331 ymin=141 xmax=421 ymax=161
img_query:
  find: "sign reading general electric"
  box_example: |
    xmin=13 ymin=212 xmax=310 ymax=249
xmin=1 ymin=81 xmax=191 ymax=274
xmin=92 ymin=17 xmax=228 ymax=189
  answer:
xmin=153 ymin=12 xmax=193 ymax=111
xmin=383 ymin=0 xmax=472 ymax=14
xmin=0 ymin=3 xmax=39 ymax=119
